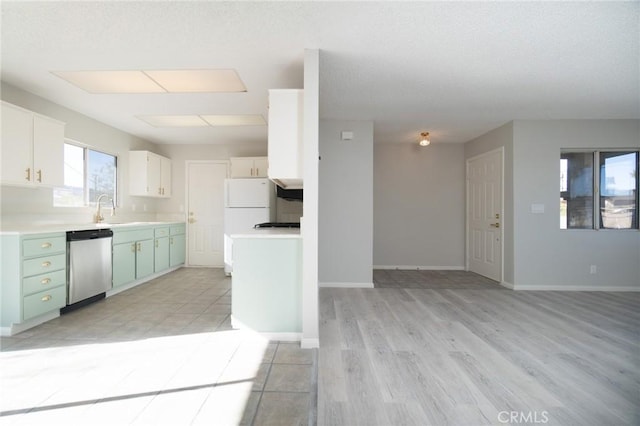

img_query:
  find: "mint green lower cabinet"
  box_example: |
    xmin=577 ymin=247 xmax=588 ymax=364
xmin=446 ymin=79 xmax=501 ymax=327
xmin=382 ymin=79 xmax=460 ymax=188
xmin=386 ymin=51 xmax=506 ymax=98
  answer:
xmin=231 ymin=237 xmax=302 ymax=333
xmin=169 ymin=234 xmax=186 ymax=267
xmin=154 ymin=237 xmax=170 ymax=272
xmin=136 ymin=239 xmax=154 ymax=279
xmin=112 ymin=242 xmax=136 ymax=288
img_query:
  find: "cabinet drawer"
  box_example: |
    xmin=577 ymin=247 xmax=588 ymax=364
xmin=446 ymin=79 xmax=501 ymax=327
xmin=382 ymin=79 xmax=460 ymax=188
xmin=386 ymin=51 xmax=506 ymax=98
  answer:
xmin=22 ymin=253 xmax=66 ymax=278
xmin=22 ymin=236 xmax=66 ymax=257
xmin=23 ymin=285 xmax=66 ymax=321
xmin=170 ymin=224 xmax=186 ymax=235
xmin=23 ymin=269 xmax=66 ymax=296
xmin=112 ymin=228 xmax=154 ymax=244
xmin=154 ymin=227 xmax=169 ymax=238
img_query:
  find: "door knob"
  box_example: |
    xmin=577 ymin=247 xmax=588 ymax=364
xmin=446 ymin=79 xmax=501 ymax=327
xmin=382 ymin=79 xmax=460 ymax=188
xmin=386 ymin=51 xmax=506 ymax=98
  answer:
xmin=188 ymin=218 xmax=197 ymax=224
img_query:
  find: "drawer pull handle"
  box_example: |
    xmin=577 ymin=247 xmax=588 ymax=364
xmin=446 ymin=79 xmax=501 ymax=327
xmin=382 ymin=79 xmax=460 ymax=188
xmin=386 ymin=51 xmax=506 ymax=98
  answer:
xmin=37 ymin=169 xmax=42 ymax=183
xmin=42 ymin=261 xmax=51 ymax=267
xmin=41 ymin=295 xmax=52 ymax=302
xmin=41 ymin=242 xmax=52 ymax=249
xmin=131 ymin=243 xmax=136 ymax=253
xmin=155 ymin=240 xmax=159 ymax=248
xmin=26 ymin=168 xmax=31 ymax=181
xmin=41 ymin=278 xmax=51 ymax=285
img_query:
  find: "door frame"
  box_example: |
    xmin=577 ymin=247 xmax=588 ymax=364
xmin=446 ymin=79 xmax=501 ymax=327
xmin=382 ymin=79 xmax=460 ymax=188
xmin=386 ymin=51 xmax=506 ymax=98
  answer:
xmin=184 ymin=160 xmax=229 ymax=267
xmin=465 ymin=147 xmax=504 ymax=283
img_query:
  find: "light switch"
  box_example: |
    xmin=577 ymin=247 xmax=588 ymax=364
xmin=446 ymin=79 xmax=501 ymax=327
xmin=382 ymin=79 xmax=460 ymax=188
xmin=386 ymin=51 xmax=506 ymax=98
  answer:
xmin=341 ymin=131 xmax=354 ymax=140
xmin=531 ymin=203 xmax=545 ymax=214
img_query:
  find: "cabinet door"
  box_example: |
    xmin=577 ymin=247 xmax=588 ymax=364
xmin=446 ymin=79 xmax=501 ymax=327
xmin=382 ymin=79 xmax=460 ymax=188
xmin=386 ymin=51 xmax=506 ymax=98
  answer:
xmin=1 ymin=103 xmax=33 ymax=185
xmin=154 ymin=237 xmax=170 ymax=272
xmin=230 ymin=157 xmax=255 ymax=178
xmin=160 ymin=156 xmax=171 ymax=197
xmin=113 ymin=243 xmax=136 ymax=287
xmin=267 ymin=90 xmax=303 ymax=185
xmin=254 ymin=157 xmax=268 ymax=177
xmin=169 ymin=234 xmax=186 ymax=267
xmin=33 ymin=115 xmax=65 ymax=187
xmin=147 ymin=152 xmax=162 ymax=196
xmin=136 ymin=239 xmax=154 ymax=279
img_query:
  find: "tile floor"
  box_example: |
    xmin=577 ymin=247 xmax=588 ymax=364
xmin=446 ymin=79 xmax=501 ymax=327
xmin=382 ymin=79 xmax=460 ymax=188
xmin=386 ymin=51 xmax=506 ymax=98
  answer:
xmin=0 ymin=268 xmax=316 ymax=426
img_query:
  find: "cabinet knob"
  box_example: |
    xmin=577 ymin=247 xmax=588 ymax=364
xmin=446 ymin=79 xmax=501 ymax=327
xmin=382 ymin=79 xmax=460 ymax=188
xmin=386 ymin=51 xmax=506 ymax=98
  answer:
xmin=41 ymin=242 xmax=52 ymax=249
xmin=25 ymin=168 xmax=31 ymax=181
xmin=41 ymin=278 xmax=51 ymax=285
xmin=131 ymin=243 xmax=136 ymax=253
xmin=41 ymin=261 xmax=51 ymax=267
xmin=41 ymin=295 xmax=52 ymax=302
xmin=490 ymin=223 xmax=500 ymax=228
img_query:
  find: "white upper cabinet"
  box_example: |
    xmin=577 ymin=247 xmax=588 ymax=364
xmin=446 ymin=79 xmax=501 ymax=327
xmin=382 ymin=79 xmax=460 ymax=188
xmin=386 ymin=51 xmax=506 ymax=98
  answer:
xmin=267 ymin=89 xmax=303 ymax=189
xmin=129 ymin=150 xmax=171 ymax=198
xmin=230 ymin=157 xmax=268 ymax=178
xmin=1 ymin=102 xmax=65 ymax=187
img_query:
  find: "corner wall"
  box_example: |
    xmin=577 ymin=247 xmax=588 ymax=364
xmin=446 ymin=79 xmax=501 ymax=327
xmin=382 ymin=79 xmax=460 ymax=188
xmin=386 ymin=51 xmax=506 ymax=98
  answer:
xmin=319 ymin=119 xmax=373 ymax=287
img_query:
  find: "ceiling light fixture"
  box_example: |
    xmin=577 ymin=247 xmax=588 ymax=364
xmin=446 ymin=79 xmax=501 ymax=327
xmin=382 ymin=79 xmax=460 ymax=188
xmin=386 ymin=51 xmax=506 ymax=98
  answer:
xmin=419 ymin=132 xmax=431 ymax=147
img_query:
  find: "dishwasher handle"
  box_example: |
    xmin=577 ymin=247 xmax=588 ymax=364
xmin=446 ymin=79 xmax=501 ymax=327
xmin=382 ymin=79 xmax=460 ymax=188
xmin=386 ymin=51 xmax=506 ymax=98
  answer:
xmin=67 ymin=229 xmax=113 ymax=241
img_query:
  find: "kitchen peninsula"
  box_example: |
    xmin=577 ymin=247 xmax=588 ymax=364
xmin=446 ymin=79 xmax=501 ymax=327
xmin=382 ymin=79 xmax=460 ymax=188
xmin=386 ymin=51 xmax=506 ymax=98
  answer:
xmin=230 ymin=227 xmax=302 ymax=340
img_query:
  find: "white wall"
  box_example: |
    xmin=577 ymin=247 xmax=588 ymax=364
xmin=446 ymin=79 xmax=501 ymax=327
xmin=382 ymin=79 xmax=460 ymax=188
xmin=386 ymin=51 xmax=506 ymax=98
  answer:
xmin=464 ymin=122 xmax=515 ymax=284
xmin=0 ymin=82 xmax=159 ymax=224
xmin=511 ymin=119 xmax=640 ymax=290
xmin=374 ymin=142 xmax=466 ymax=269
xmin=319 ymin=119 xmax=373 ymax=286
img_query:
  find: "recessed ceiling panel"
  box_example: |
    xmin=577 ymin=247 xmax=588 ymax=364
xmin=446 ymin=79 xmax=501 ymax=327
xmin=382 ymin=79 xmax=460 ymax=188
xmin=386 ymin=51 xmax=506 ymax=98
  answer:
xmin=52 ymin=70 xmax=165 ymax=93
xmin=144 ymin=69 xmax=247 ymax=93
xmin=201 ymin=115 xmax=266 ymax=126
xmin=137 ymin=115 xmax=209 ymax=127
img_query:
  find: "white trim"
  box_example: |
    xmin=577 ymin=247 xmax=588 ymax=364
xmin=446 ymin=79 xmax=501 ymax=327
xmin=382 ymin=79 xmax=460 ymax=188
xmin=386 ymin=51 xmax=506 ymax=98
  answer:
xmin=301 ymin=338 xmax=320 ymax=349
xmin=319 ymin=282 xmax=374 ymax=288
xmin=513 ymin=285 xmax=640 ymax=292
xmin=499 ymin=280 xmax=515 ymax=289
xmin=1 ymin=310 xmax=59 ymax=337
xmin=373 ymin=265 xmax=465 ymax=271
xmin=230 ymin=315 xmax=302 ymax=341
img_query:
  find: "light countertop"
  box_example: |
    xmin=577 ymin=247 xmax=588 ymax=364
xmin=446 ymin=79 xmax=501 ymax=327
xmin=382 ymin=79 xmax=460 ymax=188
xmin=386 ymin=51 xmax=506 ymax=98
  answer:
xmin=0 ymin=221 xmax=185 ymax=236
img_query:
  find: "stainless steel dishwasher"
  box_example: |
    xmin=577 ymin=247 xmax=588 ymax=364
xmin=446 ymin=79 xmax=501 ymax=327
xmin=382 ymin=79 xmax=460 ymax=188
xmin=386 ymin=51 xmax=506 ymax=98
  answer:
xmin=63 ymin=228 xmax=113 ymax=313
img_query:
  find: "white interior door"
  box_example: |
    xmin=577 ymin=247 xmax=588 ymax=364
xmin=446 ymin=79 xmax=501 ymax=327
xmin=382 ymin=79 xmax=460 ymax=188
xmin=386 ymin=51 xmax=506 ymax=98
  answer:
xmin=467 ymin=149 xmax=503 ymax=282
xmin=186 ymin=161 xmax=228 ymax=267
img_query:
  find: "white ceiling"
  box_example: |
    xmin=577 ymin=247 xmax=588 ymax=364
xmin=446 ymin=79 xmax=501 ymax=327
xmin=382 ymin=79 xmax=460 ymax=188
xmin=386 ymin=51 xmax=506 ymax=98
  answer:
xmin=1 ymin=1 xmax=638 ymax=146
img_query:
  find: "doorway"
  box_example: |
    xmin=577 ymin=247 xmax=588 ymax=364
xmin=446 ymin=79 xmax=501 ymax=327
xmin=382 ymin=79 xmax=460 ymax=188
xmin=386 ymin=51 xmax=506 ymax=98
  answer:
xmin=466 ymin=148 xmax=503 ymax=282
xmin=185 ymin=161 xmax=228 ymax=267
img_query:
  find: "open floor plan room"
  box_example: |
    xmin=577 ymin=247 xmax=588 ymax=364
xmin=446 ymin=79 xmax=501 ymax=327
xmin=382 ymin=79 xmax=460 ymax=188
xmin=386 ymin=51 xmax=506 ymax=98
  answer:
xmin=2 ymin=268 xmax=638 ymax=425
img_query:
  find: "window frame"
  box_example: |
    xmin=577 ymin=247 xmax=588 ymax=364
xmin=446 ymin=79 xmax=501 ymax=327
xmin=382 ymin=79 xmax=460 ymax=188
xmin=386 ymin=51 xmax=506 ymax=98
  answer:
xmin=560 ymin=148 xmax=639 ymax=231
xmin=54 ymin=139 xmax=119 ymax=208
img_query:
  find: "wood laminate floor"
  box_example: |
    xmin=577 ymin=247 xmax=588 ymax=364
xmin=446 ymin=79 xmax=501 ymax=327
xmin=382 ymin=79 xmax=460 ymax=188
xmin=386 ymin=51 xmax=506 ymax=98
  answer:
xmin=319 ymin=271 xmax=640 ymax=425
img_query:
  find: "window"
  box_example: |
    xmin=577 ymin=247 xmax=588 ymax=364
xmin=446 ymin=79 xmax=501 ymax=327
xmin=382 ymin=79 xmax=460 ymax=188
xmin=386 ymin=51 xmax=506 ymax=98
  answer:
xmin=54 ymin=142 xmax=117 ymax=207
xmin=560 ymin=150 xmax=638 ymax=230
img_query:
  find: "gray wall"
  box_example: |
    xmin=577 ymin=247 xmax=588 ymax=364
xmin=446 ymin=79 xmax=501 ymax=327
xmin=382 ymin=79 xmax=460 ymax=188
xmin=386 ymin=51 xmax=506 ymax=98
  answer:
xmin=374 ymin=142 xmax=465 ymax=268
xmin=512 ymin=119 xmax=640 ymax=289
xmin=319 ymin=120 xmax=373 ymax=285
xmin=464 ymin=122 xmax=515 ymax=284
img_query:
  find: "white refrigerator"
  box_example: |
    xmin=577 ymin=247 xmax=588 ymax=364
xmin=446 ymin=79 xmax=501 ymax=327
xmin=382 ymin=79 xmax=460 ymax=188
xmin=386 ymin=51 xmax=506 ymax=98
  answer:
xmin=224 ymin=178 xmax=275 ymax=274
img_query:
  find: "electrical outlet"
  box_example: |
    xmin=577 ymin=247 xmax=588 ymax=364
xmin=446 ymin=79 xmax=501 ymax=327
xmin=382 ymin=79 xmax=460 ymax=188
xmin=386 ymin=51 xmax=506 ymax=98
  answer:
xmin=590 ymin=265 xmax=597 ymax=274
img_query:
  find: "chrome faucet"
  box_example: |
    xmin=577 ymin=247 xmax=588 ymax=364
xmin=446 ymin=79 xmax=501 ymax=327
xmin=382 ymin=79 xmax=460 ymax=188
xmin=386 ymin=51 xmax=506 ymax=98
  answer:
xmin=94 ymin=194 xmax=115 ymax=223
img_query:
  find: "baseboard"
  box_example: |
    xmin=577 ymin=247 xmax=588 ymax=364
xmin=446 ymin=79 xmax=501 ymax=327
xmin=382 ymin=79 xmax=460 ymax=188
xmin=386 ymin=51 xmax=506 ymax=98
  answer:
xmin=373 ymin=265 xmax=466 ymax=271
xmin=513 ymin=285 xmax=640 ymax=292
xmin=500 ymin=280 xmax=515 ymax=289
xmin=319 ymin=282 xmax=374 ymax=288
xmin=301 ymin=337 xmax=320 ymax=349
xmin=230 ymin=315 xmax=302 ymax=341
xmin=106 ymin=265 xmax=183 ymax=297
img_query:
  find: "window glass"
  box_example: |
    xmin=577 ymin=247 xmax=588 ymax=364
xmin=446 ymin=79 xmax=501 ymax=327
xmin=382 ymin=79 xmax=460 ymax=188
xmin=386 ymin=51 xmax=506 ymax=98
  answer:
xmin=560 ymin=152 xmax=593 ymax=229
xmin=600 ymin=151 xmax=638 ymax=229
xmin=87 ymin=149 xmax=116 ymax=203
xmin=53 ymin=143 xmax=117 ymax=207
